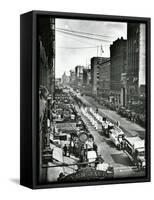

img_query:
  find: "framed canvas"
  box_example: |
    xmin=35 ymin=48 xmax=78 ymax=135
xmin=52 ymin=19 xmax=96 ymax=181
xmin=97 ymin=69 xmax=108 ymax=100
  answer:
xmin=20 ymin=10 xmax=151 ymax=189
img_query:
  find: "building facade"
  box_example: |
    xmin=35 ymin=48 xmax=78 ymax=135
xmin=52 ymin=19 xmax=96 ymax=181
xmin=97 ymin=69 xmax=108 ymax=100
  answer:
xmin=61 ymin=72 xmax=69 ymax=85
xmin=91 ymin=57 xmax=109 ymax=97
xmin=69 ymin=70 xmax=76 ymax=87
xmin=97 ymin=58 xmax=110 ymax=100
xmin=81 ymin=68 xmax=91 ymax=95
xmin=110 ymin=37 xmax=127 ymax=105
xmin=126 ymin=23 xmax=146 ymax=105
xmin=74 ymin=65 xmax=84 ymax=90
xmin=39 ymin=17 xmax=55 ymax=96
xmin=38 ymin=16 xmax=55 ymax=183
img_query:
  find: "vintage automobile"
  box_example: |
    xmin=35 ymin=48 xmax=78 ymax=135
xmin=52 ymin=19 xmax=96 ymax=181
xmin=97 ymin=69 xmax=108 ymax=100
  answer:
xmin=108 ymin=126 xmax=125 ymax=150
xmin=117 ymin=106 xmax=127 ymax=117
xmin=101 ymin=118 xmax=114 ymax=137
xmin=123 ymin=136 xmax=145 ymax=170
xmin=57 ymin=132 xmax=114 ymax=182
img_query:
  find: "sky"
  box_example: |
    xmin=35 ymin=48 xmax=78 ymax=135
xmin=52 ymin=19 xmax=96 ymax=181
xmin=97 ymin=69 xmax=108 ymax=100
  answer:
xmin=55 ymin=18 xmax=127 ymax=78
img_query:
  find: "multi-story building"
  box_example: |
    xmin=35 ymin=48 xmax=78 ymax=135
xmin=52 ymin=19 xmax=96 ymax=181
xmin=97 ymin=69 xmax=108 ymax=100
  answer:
xmin=39 ymin=17 xmax=55 ymax=96
xmin=82 ymin=68 xmax=91 ymax=85
xmin=91 ymin=57 xmax=109 ymax=96
xmin=97 ymin=58 xmax=110 ymax=101
xmin=61 ymin=72 xmax=69 ymax=85
xmin=81 ymin=68 xmax=91 ymax=95
xmin=110 ymin=37 xmax=127 ymax=104
xmin=126 ymin=23 xmax=146 ymax=105
xmin=74 ymin=65 xmax=84 ymax=90
xmin=69 ymin=70 xmax=76 ymax=86
xmin=38 ymin=16 xmax=55 ymax=183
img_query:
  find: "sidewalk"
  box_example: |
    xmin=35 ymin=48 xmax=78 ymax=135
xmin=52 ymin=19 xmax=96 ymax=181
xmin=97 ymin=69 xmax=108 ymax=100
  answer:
xmin=98 ymin=108 xmax=145 ymax=138
xmin=47 ymin=143 xmax=79 ymax=182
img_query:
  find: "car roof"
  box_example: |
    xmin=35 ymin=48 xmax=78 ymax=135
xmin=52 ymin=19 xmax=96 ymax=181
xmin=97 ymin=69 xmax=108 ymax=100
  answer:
xmin=125 ymin=137 xmax=144 ymax=148
xmin=110 ymin=126 xmax=124 ymax=135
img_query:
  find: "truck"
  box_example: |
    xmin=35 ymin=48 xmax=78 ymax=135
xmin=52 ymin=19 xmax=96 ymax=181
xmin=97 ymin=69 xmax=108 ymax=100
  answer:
xmin=108 ymin=125 xmax=125 ymax=150
xmin=123 ymin=136 xmax=145 ymax=170
xmin=101 ymin=117 xmax=114 ymax=137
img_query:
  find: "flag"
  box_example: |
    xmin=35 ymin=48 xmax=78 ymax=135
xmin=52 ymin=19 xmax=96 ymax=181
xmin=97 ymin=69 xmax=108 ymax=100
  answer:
xmin=101 ymin=45 xmax=104 ymax=53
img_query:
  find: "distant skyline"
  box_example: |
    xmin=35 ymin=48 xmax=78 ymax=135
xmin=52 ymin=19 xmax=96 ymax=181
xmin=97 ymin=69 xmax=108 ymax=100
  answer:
xmin=55 ymin=18 xmax=127 ymax=78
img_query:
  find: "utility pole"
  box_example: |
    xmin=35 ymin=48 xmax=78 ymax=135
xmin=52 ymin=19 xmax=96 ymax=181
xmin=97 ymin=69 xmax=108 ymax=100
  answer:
xmin=97 ymin=46 xmax=98 ymax=57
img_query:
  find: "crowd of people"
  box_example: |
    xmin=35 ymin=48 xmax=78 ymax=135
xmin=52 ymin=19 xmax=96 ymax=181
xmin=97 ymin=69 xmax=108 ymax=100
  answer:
xmin=97 ymin=99 xmax=145 ymax=128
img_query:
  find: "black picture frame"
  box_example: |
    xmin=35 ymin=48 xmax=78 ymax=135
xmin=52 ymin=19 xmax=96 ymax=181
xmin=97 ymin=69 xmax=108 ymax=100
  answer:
xmin=20 ymin=10 xmax=151 ymax=189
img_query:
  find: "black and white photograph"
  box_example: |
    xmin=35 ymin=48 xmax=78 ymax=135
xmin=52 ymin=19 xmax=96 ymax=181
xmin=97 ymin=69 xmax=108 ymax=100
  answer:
xmin=0 ymin=0 xmax=153 ymax=197
xmin=38 ymin=14 xmax=149 ymax=185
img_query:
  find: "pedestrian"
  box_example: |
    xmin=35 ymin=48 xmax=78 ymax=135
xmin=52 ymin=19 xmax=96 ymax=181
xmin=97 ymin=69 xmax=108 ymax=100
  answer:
xmin=96 ymin=107 xmax=98 ymax=113
xmin=68 ymin=145 xmax=71 ymax=157
xmin=93 ymin=142 xmax=98 ymax=155
xmin=63 ymin=144 xmax=68 ymax=156
xmin=117 ymin=120 xmax=120 ymax=127
xmin=57 ymin=172 xmax=65 ymax=182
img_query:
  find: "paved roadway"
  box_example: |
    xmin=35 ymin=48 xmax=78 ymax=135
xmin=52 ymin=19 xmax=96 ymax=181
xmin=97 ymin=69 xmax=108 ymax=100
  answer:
xmin=75 ymin=104 xmax=145 ymax=178
xmin=47 ymin=88 xmax=145 ymax=181
xmin=73 ymin=91 xmax=145 ymax=139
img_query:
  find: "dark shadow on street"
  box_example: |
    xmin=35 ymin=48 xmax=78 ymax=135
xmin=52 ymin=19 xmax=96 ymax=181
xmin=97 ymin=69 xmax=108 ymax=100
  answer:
xmin=104 ymin=138 xmax=117 ymax=149
xmin=111 ymin=153 xmax=133 ymax=166
xmin=136 ymin=130 xmax=145 ymax=139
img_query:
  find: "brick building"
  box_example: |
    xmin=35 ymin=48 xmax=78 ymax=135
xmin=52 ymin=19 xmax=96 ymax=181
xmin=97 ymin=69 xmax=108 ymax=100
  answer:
xmin=97 ymin=58 xmax=110 ymax=101
xmin=91 ymin=57 xmax=109 ymax=96
xmin=110 ymin=37 xmax=127 ymax=104
xmin=74 ymin=65 xmax=84 ymax=90
xmin=38 ymin=16 xmax=55 ymax=183
xmin=81 ymin=68 xmax=91 ymax=95
xmin=126 ymin=23 xmax=146 ymax=105
xmin=39 ymin=17 xmax=55 ymax=95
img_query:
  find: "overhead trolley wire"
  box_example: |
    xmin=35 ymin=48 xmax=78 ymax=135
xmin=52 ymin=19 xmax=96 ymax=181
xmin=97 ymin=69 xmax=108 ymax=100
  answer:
xmin=57 ymin=44 xmax=110 ymax=49
xmin=56 ymin=27 xmax=115 ymax=39
xmin=56 ymin=29 xmax=113 ymax=43
xmin=56 ymin=30 xmax=95 ymax=45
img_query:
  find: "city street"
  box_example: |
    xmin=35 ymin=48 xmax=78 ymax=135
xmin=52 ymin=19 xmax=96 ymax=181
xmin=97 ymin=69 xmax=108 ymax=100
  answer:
xmin=75 ymin=103 xmax=145 ymax=178
xmin=37 ymin=17 xmax=148 ymax=185
xmin=41 ymin=88 xmax=145 ymax=182
xmin=73 ymin=90 xmax=145 ymax=139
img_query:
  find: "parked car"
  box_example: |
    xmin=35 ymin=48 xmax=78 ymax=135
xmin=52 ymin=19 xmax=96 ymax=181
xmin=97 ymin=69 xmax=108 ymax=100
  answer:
xmin=123 ymin=136 xmax=145 ymax=170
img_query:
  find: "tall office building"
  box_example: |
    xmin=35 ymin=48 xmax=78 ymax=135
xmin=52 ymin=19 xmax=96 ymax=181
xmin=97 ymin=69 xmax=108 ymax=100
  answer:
xmin=110 ymin=37 xmax=127 ymax=104
xmin=127 ymin=23 xmax=146 ymax=104
xmin=91 ymin=57 xmax=109 ymax=96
